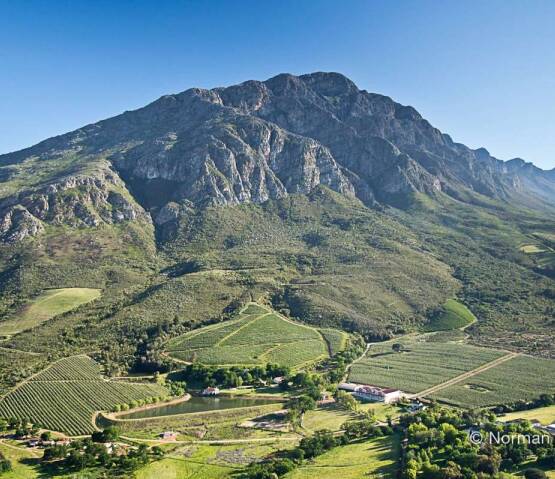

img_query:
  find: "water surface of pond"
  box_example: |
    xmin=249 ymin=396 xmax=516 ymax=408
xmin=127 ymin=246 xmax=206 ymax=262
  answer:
xmin=117 ymin=395 xmax=281 ymax=420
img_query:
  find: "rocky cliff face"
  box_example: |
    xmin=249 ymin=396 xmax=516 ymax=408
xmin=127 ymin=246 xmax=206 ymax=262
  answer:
xmin=0 ymin=72 xmax=553 ymax=242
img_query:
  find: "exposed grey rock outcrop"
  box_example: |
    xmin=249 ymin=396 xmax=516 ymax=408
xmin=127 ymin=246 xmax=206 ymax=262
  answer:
xmin=0 ymin=71 xmax=553 ymax=242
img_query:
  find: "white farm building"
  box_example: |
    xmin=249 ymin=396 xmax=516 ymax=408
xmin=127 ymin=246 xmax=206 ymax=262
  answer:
xmin=338 ymin=382 xmax=403 ymax=404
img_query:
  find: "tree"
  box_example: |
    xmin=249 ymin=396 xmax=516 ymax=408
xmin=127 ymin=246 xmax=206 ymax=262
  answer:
xmin=524 ymin=469 xmax=548 ymax=479
xmin=392 ymin=343 xmax=403 ymax=353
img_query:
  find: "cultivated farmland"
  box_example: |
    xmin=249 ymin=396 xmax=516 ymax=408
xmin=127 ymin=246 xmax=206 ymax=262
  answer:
xmin=320 ymin=328 xmax=349 ymax=355
xmin=0 ymin=356 xmax=167 ymax=435
xmin=0 ymin=288 xmax=101 ymax=335
xmin=432 ymin=354 xmax=555 ymax=407
xmin=423 ymin=299 xmax=476 ymax=331
xmin=166 ymin=303 xmax=344 ymax=368
xmin=349 ymin=337 xmax=505 ymax=394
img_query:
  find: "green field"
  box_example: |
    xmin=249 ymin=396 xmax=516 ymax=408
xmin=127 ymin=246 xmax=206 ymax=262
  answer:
xmin=319 ymin=328 xmax=349 ymax=355
xmin=284 ymin=435 xmax=399 ymax=479
xmin=0 ymin=443 xmax=40 ymax=479
xmin=136 ymin=443 xmax=290 ymax=479
xmin=432 ymin=355 xmax=555 ymax=407
xmin=423 ymin=299 xmax=477 ymax=331
xmin=519 ymin=244 xmax=546 ymax=254
xmin=0 ymin=288 xmax=101 ymax=335
xmin=499 ymin=405 xmax=555 ymax=426
xmin=136 ymin=458 xmax=232 ymax=479
xmin=349 ymin=337 xmax=505 ymax=394
xmin=166 ymin=303 xmax=343 ymax=368
xmin=0 ymin=356 xmax=167 ymax=435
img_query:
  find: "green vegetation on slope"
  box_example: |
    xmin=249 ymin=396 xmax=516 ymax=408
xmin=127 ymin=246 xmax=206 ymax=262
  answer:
xmin=166 ymin=303 xmax=338 ymax=368
xmin=0 ymin=288 xmax=101 ymax=335
xmin=423 ymin=299 xmax=477 ymax=331
xmin=0 ymin=356 xmax=167 ymax=435
xmin=284 ymin=435 xmax=399 ymax=479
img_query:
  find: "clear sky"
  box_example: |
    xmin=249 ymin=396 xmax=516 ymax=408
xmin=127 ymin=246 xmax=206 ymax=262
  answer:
xmin=1 ymin=0 xmax=554 ymax=169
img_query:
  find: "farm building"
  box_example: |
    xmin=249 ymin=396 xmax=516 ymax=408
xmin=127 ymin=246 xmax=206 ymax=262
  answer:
xmin=338 ymin=382 xmax=403 ymax=404
xmin=201 ymin=386 xmax=220 ymax=396
xmin=160 ymin=431 xmax=178 ymax=440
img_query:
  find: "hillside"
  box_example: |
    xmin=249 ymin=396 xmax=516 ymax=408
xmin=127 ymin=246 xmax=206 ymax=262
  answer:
xmin=0 ymin=72 xmax=553 ymax=384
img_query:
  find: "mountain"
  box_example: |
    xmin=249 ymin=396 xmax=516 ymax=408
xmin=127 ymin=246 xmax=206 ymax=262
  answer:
xmin=1 ymin=72 xmax=554 ymax=243
xmin=0 ymin=73 xmax=553 ymax=376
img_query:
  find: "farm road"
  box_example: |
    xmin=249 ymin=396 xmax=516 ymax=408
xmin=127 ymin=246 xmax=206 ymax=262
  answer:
xmin=121 ymin=435 xmax=299 ymax=445
xmin=410 ymin=351 xmax=519 ymax=399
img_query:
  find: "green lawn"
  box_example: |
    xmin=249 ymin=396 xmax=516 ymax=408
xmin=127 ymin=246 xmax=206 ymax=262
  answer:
xmin=166 ymin=303 xmax=341 ymax=368
xmin=0 ymin=288 xmax=101 ymax=335
xmin=302 ymin=406 xmax=356 ymax=433
xmin=284 ymin=435 xmax=399 ymax=479
xmin=423 ymin=299 xmax=477 ymax=331
xmin=0 ymin=443 xmax=40 ymax=479
xmin=136 ymin=443 xmax=289 ymax=479
xmin=135 ymin=457 xmax=233 ymax=479
xmin=498 ymin=405 xmax=555 ymax=425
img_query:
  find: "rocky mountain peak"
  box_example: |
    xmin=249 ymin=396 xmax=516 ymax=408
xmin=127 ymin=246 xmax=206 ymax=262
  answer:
xmin=0 ymin=72 xmax=554 ymax=243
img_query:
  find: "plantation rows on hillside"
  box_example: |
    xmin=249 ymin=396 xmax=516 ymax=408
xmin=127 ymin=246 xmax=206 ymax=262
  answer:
xmin=349 ymin=338 xmax=505 ymax=394
xmin=166 ymin=303 xmax=343 ymax=368
xmin=0 ymin=356 xmax=167 ymax=435
xmin=432 ymin=355 xmax=555 ymax=407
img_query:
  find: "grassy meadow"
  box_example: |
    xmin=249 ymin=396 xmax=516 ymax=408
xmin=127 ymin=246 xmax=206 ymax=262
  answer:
xmin=0 ymin=288 xmax=101 ymax=335
xmin=283 ymin=435 xmax=399 ymax=479
xmin=423 ymin=299 xmax=477 ymax=331
xmin=499 ymin=405 xmax=555 ymax=425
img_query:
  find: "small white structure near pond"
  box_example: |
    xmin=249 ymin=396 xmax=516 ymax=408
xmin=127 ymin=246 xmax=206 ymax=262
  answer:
xmin=201 ymin=386 xmax=220 ymax=396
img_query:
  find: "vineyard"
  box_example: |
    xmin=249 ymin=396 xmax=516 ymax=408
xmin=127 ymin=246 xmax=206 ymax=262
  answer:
xmin=166 ymin=303 xmax=345 ymax=368
xmin=320 ymin=329 xmax=349 ymax=355
xmin=423 ymin=299 xmax=476 ymax=332
xmin=349 ymin=337 xmax=505 ymax=393
xmin=0 ymin=356 xmax=167 ymax=435
xmin=432 ymin=354 xmax=555 ymax=407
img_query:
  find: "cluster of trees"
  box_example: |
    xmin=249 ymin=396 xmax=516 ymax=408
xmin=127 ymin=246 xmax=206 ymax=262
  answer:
xmin=42 ymin=428 xmax=162 ymax=474
xmin=0 ymin=417 xmax=38 ymax=438
xmin=399 ymin=405 xmax=554 ymax=479
xmin=242 ymin=418 xmax=394 ymax=479
xmin=323 ymin=334 xmax=365 ymax=383
xmin=493 ymin=393 xmax=555 ymax=414
xmin=0 ymin=451 xmax=11 ymax=473
xmin=112 ymin=380 xmax=185 ymax=412
xmin=170 ymin=363 xmax=290 ymax=388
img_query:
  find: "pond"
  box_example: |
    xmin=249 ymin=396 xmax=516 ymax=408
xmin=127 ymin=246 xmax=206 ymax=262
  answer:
xmin=115 ymin=395 xmax=282 ymax=420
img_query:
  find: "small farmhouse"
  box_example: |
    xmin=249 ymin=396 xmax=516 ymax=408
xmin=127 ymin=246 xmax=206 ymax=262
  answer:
xmin=201 ymin=386 xmax=220 ymax=396
xmin=338 ymin=382 xmax=403 ymax=404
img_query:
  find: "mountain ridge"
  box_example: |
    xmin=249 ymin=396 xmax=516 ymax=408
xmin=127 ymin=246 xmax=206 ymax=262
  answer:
xmin=0 ymin=71 xmax=554 ymax=244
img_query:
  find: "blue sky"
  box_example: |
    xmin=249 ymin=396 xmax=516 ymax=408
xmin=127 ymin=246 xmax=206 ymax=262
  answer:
xmin=1 ymin=0 xmax=554 ymax=169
